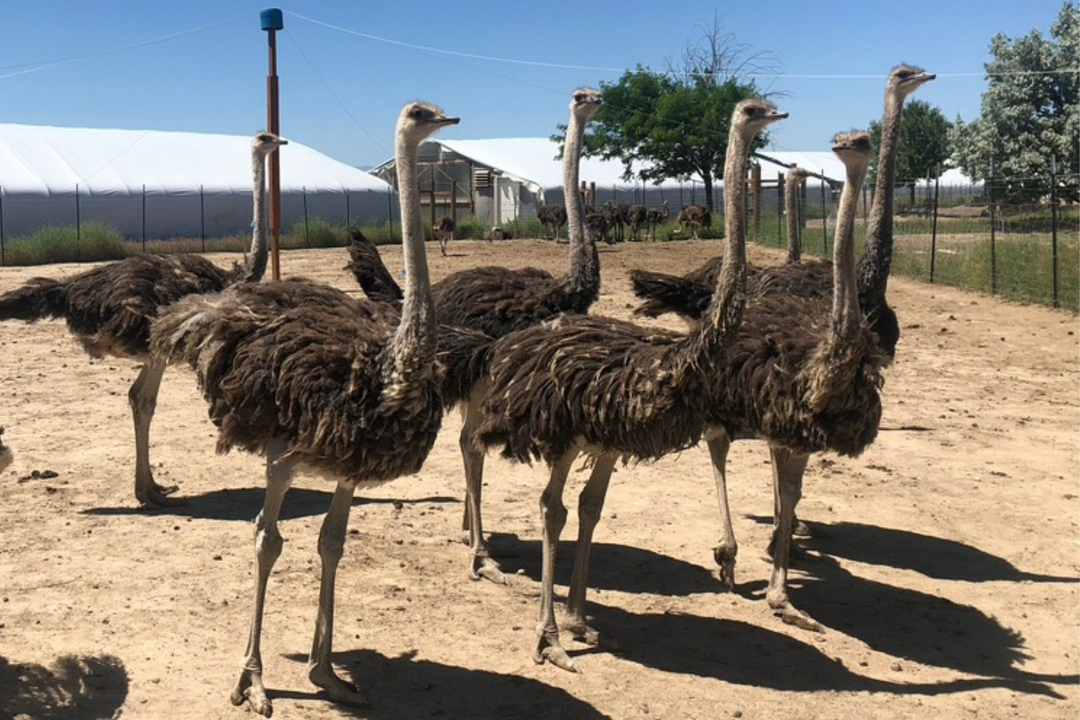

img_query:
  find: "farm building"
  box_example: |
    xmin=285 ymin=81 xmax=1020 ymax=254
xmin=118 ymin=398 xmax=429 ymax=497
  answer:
xmin=0 ymin=123 xmax=396 ymax=240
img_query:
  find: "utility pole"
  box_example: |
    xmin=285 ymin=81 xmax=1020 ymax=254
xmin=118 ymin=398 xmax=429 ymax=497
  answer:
xmin=261 ymin=8 xmax=284 ymax=280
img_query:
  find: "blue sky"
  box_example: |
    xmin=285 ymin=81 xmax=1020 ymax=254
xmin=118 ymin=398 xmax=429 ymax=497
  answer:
xmin=0 ymin=1 xmax=1070 ymax=170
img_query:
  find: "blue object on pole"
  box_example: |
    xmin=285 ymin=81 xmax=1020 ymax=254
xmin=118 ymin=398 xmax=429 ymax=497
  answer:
xmin=260 ymin=8 xmax=283 ymax=31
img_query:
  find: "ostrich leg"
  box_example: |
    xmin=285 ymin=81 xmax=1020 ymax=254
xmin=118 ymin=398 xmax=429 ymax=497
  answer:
xmin=704 ymin=427 xmax=738 ymax=589
xmin=765 ymin=444 xmax=822 ymax=632
xmin=564 ymin=453 xmax=618 ymax=648
xmin=129 ymin=360 xmax=179 ymax=506
xmin=307 ymin=478 xmax=367 ymax=707
xmin=231 ymin=446 xmax=295 ymax=717
xmin=459 ymin=392 xmax=507 ymax=584
xmin=534 ymin=449 xmax=578 ymax=671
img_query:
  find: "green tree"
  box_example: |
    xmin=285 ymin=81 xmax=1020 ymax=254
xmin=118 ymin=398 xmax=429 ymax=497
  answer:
xmin=869 ymin=100 xmax=953 ymax=205
xmin=552 ymin=17 xmax=775 ymax=213
xmin=950 ymin=2 xmax=1079 ymax=203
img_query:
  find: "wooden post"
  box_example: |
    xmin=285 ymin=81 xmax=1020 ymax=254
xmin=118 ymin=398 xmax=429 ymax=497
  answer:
xmin=752 ymin=163 xmax=762 ymax=245
xmin=261 ymin=8 xmax=284 ymax=280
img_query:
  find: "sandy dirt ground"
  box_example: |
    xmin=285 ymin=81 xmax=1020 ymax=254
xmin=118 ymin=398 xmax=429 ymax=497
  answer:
xmin=0 ymin=238 xmax=1077 ymax=720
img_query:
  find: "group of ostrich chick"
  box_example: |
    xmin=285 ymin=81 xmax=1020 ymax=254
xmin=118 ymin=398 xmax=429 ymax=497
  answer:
xmin=0 ymin=66 xmax=934 ymax=714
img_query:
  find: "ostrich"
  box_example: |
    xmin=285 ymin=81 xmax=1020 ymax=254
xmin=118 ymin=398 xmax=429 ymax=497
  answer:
xmin=418 ymin=88 xmax=603 ymax=584
xmin=473 ymin=99 xmax=787 ymax=670
xmin=0 ymin=427 xmax=12 ymax=474
xmin=584 ymin=206 xmax=612 ymax=245
xmin=645 ymin=200 xmax=670 ymax=240
xmin=628 ymin=66 xmax=933 ymax=584
xmin=435 ymin=215 xmax=456 ymax=256
xmin=344 ymin=228 xmax=404 ymax=309
xmin=602 ymin=199 xmax=628 ymax=242
xmin=150 ymin=102 xmax=459 ymax=715
xmin=538 ymin=204 xmax=568 ymax=242
xmin=625 ymin=204 xmax=648 ymax=241
xmin=0 ymin=132 xmax=287 ymax=507
xmin=703 ymin=130 xmax=885 ymax=631
xmin=678 ymin=204 xmax=712 ymax=240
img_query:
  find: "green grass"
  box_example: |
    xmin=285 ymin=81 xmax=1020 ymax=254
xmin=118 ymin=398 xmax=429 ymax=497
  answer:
xmin=1 ymin=223 xmax=127 ymax=265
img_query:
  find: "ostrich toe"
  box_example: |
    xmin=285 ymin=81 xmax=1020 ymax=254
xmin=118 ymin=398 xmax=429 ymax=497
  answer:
xmin=713 ymin=544 xmax=737 ymax=590
xmin=309 ymin=664 xmax=369 ymax=708
xmin=231 ymin=669 xmax=273 ymax=717
xmin=534 ymin=632 xmax=577 ymax=672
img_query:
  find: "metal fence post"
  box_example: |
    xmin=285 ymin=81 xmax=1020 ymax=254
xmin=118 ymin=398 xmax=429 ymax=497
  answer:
xmin=199 ymin=185 xmax=206 ymax=252
xmin=820 ymin=178 xmax=828 ymax=257
xmin=1051 ymin=155 xmax=1059 ymax=309
xmin=141 ymin=184 xmax=147 ymax=252
xmin=930 ymin=167 xmax=940 ymax=283
xmin=75 ymin=183 xmax=81 ymax=261
xmin=302 ymin=185 xmax=309 ymax=247
xmin=989 ymin=159 xmax=997 ymax=295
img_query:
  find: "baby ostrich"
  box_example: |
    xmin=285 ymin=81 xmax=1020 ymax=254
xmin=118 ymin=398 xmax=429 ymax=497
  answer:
xmin=629 ymin=65 xmax=934 ymax=581
xmin=704 ymin=130 xmax=885 ymax=630
xmin=0 ymin=132 xmax=286 ymax=507
xmin=151 ymin=102 xmax=458 ymax=715
xmin=474 ymin=99 xmax=787 ymax=671
xmin=436 ymin=215 xmax=455 ymax=255
xmin=645 ymin=199 xmax=670 ymax=240
xmin=626 ymin=204 xmax=648 ymax=241
xmin=0 ymin=427 xmax=12 ymax=474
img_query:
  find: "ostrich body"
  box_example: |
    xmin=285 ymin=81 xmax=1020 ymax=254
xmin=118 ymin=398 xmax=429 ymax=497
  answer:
xmin=151 ymin=102 xmax=458 ymax=715
xmin=538 ymin=204 xmax=568 ymax=242
xmin=704 ymin=131 xmax=885 ymax=630
xmin=345 ymin=228 xmax=404 ymax=309
xmin=422 ymin=89 xmax=603 ymax=583
xmin=602 ymin=200 xmax=628 ymax=242
xmin=436 ymin=215 xmax=456 ymax=256
xmin=645 ymin=200 xmax=670 ymax=240
xmin=626 ymin=204 xmax=648 ymax=241
xmin=474 ymin=100 xmax=787 ymax=670
xmin=628 ymin=66 xmax=933 ymax=589
xmin=678 ymin=204 xmax=712 ymax=240
xmin=0 ymin=132 xmax=286 ymax=507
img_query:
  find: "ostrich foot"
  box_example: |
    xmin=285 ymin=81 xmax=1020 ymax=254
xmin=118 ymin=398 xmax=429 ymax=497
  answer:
xmin=766 ymin=529 xmax=809 ymax=563
xmin=534 ymin=631 xmax=577 ymax=672
xmin=136 ymin=481 xmax=185 ymax=508
xmin=713 ymin=544 xmax=738 ymax=590
xmin=470 ymin=554 xmax=508 ymax=585
xmin=767 ymin=589 xmax=823 ymax=633
xmin=793 ymin=518 xmax=813 ymax=538
xmin=230 ymin=669 xmax=273 ymax=718
xmin=309 ymin=663 xmax=369 ymax=708
xmin=564 ymin=616 xmax=618 ymax=651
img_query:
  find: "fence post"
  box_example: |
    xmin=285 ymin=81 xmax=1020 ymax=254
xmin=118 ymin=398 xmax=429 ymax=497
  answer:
xmin=199 ymin=185 xmax=206 ymax=252
xmin=820 ymin=178 xmax=828 ymax=257
xmin=930 ymin=166 xmax=940 ymax=283
xmin=141 ymin=184 xmax=147 ymax=253
xmin=346 ymin=191 xmax=351 ymax=229
xmin=752 ymin=164 xmax=762 ymax=245
xmin=0 ymin=186 xmax=5 ymax=267
xmin=777 ymin=171 xmax=785 ymax=249
xmin=75 ymin=183 xmax=81 ymax=261
xmin=1051 ymin=155 xmax=1059 ymax=309
xmin=989 ymin=159 xmax=997 ymax=295
xmin=386 ymin=191 xmax=395 ymax=244
xmin=302 ymin=185 xmax=309 ymax=247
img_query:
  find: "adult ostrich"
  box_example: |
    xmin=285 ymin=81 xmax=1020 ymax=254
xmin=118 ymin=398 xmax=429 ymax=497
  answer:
xmin=538 ymin=204 xmax=568 ymax=242
xmin=435 ymin=215 xmax=456 ymax=255
xmin=705 ymin=130 xmax=885 ymax=630
xmin=429 ymin=88 xmax=603 ymax=583
xmin=474 ymin=99 xmax=787 ymax=670
xmin=151 ymin=102 xmax=458 ymax=715
xmin=629 ymin=65 xmax=934 ymax=580
xmin=0 ymin=132 xmax=287 ymax=507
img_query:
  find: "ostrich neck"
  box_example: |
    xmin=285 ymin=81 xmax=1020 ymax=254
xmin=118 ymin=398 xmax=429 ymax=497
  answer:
xmin=785 ymin=172 xmax=801 ymax=263
xmin=563 ymin=111 xmax=599 ymax=297
xmin=393 ymin=133 xmax=436 ymax=361
xmin=692 ymin=125 xmax=750 ymax=365
xmin=241 ymin=150 xmax=269 ymax=283
xmin=858 ymin=92 xmax=903 ymax=303
xmin=834 ymin=161 xmax=867 ymax=340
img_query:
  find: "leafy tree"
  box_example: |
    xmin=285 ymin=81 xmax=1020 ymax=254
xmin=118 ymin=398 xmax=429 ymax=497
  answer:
xmin=869 ymin=100 xmax=953 ymax=205
xmin=552 ymin=16 xmax=776 ymax=213
xmin=950 ymin=2 xmax=1079 ymax=203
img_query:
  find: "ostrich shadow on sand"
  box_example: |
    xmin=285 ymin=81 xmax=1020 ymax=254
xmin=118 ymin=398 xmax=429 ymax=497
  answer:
xmin=746 ymin=516 xmax=1079 ymax=583
xmin=83 ymin=487 xmax=458 ymax=522
xmin=0 ymin=653 xmax=129 ymax=720
xmin=582 ymin=599 xmax=1072 ymax=699
xmin=274 ymin=649 xmax=614 ymax=719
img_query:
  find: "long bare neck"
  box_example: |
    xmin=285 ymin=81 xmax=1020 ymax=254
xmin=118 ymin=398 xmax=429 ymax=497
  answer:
xmin=394 ymin=133 xmax=436 ymax=359
xmin=834 ymin=161 xmax=868 ymax=340
xmin=692 ymin=124 xmax=751 ymax=363
xmin=563 ymin=111 xmax=599 ymax=297
xmin=785 ymin=172 xmax=802 ymax=263
xmin=858 ymin=91 xmax=903 ymax=302
xmin=240 ymin=149 xmax=269 ymax=283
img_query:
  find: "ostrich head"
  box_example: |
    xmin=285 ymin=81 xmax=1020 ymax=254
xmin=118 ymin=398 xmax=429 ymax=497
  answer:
xmin=889 ymin=64 xmax=936 ymax=100
xmin=398 ymin=102 xmax=460 ymax=145
xmin=732 ymin=98 xmax=789 ymax=138
xmin=832 ymin=131 xmax=874 ymax=171
xmin=252 ymin=132 xmax=287 ymax=157
xmin=571 ymin=87 xmax=603 ymax=123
